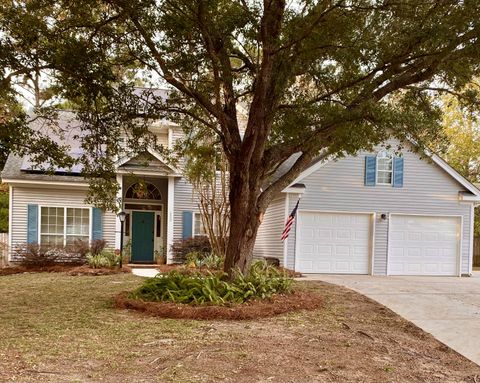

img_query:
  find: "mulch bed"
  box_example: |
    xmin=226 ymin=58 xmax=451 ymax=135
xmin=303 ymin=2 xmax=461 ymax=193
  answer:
xmin=0 ymin=265 xmax=131 ymax=276
xmin=114 ymin=288 xmax=322 ymax=320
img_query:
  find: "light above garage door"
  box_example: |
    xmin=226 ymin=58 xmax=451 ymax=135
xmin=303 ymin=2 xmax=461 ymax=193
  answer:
xmin=296 ymin=211 xmax=372 ymax=274
xmin=388 ymin=215 xmax=460 ymax=276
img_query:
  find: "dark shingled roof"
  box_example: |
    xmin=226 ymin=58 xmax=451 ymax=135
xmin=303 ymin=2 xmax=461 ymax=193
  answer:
xmin=1 ymin=110 xmax=88 ymax=183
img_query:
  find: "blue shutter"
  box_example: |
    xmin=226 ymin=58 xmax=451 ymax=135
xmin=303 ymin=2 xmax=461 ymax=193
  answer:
xmin=393 ymin=156 xmax=404 ymax=188
xmin=91 ymin=207 xmax=103 ymax=240
xmin=182 ymin=211 xmax=193 ymax=239
xmin=27 ymin=204 xmax=39 ymax=244
xmin=364 ymin=156 xmax=376 ymax=186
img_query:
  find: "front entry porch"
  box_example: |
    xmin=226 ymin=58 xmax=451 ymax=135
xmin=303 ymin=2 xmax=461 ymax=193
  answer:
xmin=116 ymin=174 xmax=172 ymax=264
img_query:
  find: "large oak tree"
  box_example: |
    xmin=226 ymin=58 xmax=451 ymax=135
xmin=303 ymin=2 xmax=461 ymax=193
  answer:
xmin=2 ymin=0 xmax=480 ymax=273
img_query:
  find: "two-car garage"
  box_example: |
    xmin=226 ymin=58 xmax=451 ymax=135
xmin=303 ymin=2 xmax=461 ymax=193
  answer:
xmin=295 ymin=211 xmax=461 ymax=276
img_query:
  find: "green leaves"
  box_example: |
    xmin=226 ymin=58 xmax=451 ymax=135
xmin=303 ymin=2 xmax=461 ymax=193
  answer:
xmin=129 ymin=261 xmax=293 ymax=305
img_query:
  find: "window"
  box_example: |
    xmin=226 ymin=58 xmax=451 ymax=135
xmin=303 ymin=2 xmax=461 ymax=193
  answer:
xmin=193 ymin=213 xmax=206 ymax=236
xmin=376 ymin=150 xmax=393 ymax=185
xmin=40 ymin=207 xmax=90 ymax=246
xmin=125 ymin=182 xmax=161 ymax=200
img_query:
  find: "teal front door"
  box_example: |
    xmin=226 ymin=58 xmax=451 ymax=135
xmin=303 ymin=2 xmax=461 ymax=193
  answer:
xmin=131 ymin=211 xmax=155 ymax=263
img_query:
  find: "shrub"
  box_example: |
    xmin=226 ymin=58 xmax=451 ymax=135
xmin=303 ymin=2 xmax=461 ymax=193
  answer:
xmin=171 ymin=236 xmax=211 ymax=263
xmin=14 ymin=244 xmax=70 ymax=268
xmin=86 ymin=249 xmax=120 ymax=269
xmin=186 ymin=251 xmax=223 ymax=269
xmin=129 ymin=260 xmax=293 ymax=305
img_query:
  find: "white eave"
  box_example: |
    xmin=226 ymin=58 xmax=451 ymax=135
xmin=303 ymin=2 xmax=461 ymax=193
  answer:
xmin=2 ymin=178 xmax=89 ymax=188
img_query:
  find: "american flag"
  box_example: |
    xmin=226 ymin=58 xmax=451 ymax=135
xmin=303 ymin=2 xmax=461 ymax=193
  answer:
xmin=281 ymin=199 xmax=300 ymax=241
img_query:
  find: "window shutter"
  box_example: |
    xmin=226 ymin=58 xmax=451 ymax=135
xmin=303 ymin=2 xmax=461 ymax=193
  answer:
xmin=27 ymin=204 xmax=39 ymax=244
xmin=182 ymin=211 xmax=193 ymax=239
xmin=393 ymin=156 xmax=404 ymax=188
xmin=91 ymin=207 xmax=103 ymax=240
xmin=364 ymin=156 xmax=376 ymax=186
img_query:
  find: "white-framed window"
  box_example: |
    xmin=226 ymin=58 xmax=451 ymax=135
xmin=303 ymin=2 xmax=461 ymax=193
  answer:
xmin=40 ymin=206 xmax=90 ymax=246
xmin=193 ymin=212 xmax=207 ymax=236
xmin=376 ymin=150 xmax=393 ymax=185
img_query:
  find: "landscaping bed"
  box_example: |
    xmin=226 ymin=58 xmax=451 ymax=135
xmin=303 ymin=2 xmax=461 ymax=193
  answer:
xmin=115 ymin=288 xmax=322 ymax=320
xmin=0 ymin=273 xmax=479 ymax=382
xmin=0 ymin=264 xmax=131 ymax=276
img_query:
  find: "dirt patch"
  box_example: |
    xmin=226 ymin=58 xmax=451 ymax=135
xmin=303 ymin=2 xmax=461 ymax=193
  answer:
xmin=115 ymin=288 xmax=322 ymax=320
xmin=0 ymin=264 xmax=131 ymax=276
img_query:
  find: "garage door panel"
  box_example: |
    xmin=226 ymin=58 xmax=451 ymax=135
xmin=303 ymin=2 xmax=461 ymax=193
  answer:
xmin=389 ymin=215 xmax=460 ymax=276
xmin=297 ymin=212 xmax=371 ymax=274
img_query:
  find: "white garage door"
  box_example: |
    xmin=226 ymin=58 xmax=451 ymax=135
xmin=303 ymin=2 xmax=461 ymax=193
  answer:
xmin=388 ymin=215 xmax=460 ymax=276
xmin=296 ymin=212 xmax=372 ymax=274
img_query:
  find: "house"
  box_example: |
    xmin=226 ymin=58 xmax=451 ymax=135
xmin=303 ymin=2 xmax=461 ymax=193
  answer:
xmin=1 ymin=111 xmax=206 ymax=264
xmin=254 ymin=142 xmax=480 ymax=276
xmin=2 ymin=109 xmax=480 ymax=276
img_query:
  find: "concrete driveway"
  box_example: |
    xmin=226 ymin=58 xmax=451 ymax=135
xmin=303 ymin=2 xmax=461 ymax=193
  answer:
xmin=304 ymin=272 xmax=480 ymax=366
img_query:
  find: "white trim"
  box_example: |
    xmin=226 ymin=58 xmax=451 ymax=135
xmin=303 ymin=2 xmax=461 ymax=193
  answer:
xmin=458 ymin=193 xmax=480 ymax=202
xmin=294 ymin=209 xmax=375 ymax=275
xmin=371 ymin=213 xmax=376 ymax=275
xmin=281 ymin=186 xmax=306 ymax=194
xmin=167 ymin=176 xmax=175 ymax=263
xmin=116 ymin=169 xmax=182 ymax=177
xmin=37 ymin=205 xmax=92 ymax=247
xmin=386 ymin=212 xmax=391 ymax=276
xmin=469 ymin=204 xmax=474 ymax=275
xmin=8 ymin=185 xmax=13 ymax=262
xmin=375 ymin=153 xmax=393 ymax=186
xmin=386 ymin=213 xmax=463 ymax=277
xmin=283 ymin=194 xmax=290 ymax=267
xmin=2 ymin=179 xmax=89 ymax=188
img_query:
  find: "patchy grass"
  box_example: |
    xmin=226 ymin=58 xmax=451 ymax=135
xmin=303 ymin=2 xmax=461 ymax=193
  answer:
xmin=0 ymin=273 xmax=479 ymax=383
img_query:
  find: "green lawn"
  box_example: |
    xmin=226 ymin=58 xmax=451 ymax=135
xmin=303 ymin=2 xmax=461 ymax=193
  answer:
xmin=1 ymin=272 xmax=478 ymax=383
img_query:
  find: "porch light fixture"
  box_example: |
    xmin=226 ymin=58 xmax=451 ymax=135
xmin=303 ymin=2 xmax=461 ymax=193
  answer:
xmin=117 ymin=210 xmax=127 ymax=268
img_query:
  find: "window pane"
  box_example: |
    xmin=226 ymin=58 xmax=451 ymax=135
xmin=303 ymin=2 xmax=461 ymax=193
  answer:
xmin=377 ymin=158 xmax=392 ymax=171
xmin=66 ymin=208 xmax=90 ymax=237
xmin=377 ymin=171 xmax=392 ymax=184
xmin=194 ymin=214 xmax=206 ymax=236
xmin=40 ymin=234 xmax=64 ymax=247
xmin=40 ymin=207 xmax=64 ymax=236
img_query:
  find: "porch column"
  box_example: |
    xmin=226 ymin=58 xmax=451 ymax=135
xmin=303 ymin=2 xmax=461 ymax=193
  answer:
xmin=115 ymin=173 xmax=123 ymax=250
xmin=167 ymin=176 xmax=175 ymax=263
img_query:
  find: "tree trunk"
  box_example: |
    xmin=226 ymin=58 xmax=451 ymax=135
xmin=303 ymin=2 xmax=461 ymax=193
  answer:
xmin=223 ymin=166 xmax=264 ymax=276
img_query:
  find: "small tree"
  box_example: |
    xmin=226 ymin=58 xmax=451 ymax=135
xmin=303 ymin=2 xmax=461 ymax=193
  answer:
xmin=183 ymin=135 xmax=230 ymax=258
